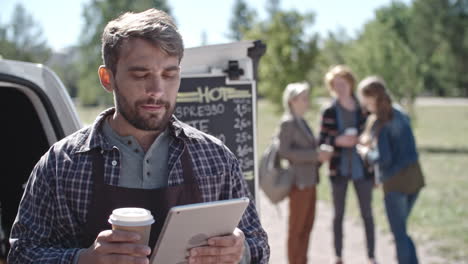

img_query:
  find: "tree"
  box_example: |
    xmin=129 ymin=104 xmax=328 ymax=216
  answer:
xmin=228 ymin=0 xmax=257 ymax=41
xmin=0 ymin=23 xmax=15 ymax=59
xmin=350 ymin=23 xmax=421 ymax=100
xmin=307 ymin=28 xmax=351 ymax=96
xmin=77 ymin=0 xmax=172 ymax=106
xmin=47 ymin=47 xmax=81 ymax=98
xmin=0 ymin=3 xmax=50 ymax=63
xmin=245 ymin=7 xmax=319 ymax=108
xmin=345 ymin=4 xmax=423 ymax=115
xmin=265 ymin=0 xmax=281 ymax=18
xmin=408 ymin=0 xmax=468 ymax=96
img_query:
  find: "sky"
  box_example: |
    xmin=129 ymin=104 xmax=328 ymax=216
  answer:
xmin=0 ymin=0 xmax=411 ymax=51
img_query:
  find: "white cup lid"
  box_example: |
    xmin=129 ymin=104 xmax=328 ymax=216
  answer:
xmin=344 ymin=128 xmax=358 ymax=135
xmin=320 ymin=144 xmax=334 ymax=152
xmin=108 ymin=207 xmax=155 ymax=226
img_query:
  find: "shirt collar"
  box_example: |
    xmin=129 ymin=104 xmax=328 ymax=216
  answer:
xmin=74 ymin=108 xmax=197 ymax=154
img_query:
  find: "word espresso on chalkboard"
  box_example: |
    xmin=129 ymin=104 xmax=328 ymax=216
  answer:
xmin=175 ymin=77 xmax=256 ymax=196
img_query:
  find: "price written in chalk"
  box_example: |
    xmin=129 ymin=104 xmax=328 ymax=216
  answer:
xmin=234 ymin=104 xmax=252 ymax=117
xmin=234 ymin=118 xmax=252 ymax=130
xmin=235 ymin=132 xmax=252 ymax=144
xmin=237 ymin=144 xmax=253 ymax=157
xmin=239 ymin=157 xmax=255 ymax=171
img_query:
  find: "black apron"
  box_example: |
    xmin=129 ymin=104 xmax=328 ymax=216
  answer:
xmin=80 ymin=146 xmax=203 ymax=248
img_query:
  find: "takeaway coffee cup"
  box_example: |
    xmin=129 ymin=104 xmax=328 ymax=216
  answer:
xmin=319 ymin=144 xmax=334 ymax=153
xmin=108 ymin=207 xmax=154 ymax=246
xmin=344 ymin=127 xmax=358 ymax=136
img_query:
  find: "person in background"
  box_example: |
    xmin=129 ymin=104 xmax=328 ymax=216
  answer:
xmin=357 ymin=76 xmax=425 ymax=264
xmin=277 ymin=82 xmax=331 ymax=264
xmin=8 ymin=8 xmax=269 ymax=264
xmin=319 ymin=65 xmax=377 ymax=264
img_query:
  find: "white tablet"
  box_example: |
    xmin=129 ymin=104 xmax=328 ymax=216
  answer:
xmin=149 ymin=197 xmax=250 ymax=264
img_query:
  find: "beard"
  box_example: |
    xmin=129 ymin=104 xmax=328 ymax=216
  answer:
xmin=114 ymin=83 xmax=174 ymax=131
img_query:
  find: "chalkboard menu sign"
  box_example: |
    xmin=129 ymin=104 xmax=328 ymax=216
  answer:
xmin=175 ymin=76 xmax=256 ymax=197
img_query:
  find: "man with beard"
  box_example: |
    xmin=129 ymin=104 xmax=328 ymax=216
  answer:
xmin=8 ymin=8 xmax=269 ymax=264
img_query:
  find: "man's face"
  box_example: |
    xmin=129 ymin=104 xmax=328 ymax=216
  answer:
xmin=111 ymin=38 xmax=181 ymax=131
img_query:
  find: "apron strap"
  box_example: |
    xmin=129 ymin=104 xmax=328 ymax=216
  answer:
xmin=91 ymin=148 xmax=105 ymax=186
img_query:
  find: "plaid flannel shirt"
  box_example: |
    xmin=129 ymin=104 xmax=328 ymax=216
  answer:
xmin=8 ymin=108 xmax=269 ymax=263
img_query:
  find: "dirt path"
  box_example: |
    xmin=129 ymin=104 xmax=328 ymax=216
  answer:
xmin=258 ymin=189 xmax=444 ymax=264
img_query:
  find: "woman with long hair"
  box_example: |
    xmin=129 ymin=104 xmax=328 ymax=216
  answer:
xmin=319 ymin=65 xmax=377 ymax=264
xmin=357 ymin=76 xmax=425 ymax=264
xmin=278 ymin=82 xmax=330 ymax=264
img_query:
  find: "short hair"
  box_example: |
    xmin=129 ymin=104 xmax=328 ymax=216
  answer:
xmin=324 ymin=65 xmax=356 ymax=96
xmin=282 ymin=82 xmax=310 ymax=114
xmin=102 ymin=8 xmax=184 ymax=75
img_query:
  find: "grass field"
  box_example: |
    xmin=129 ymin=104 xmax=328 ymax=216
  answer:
xmin=76 ymin=99 xmax=468 ymax=262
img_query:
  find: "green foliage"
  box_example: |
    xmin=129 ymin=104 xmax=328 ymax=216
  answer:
xmin=311 ymin=0 xmax=468 ymax=107
xmin=228 ymin=0 xmax=257 ymax=41
xmin=307 ymin=29 xmax=350 ymax=97
xmin=244 ymin=7 xmax=319 ymax=110
xmin=48 ymin=48 xmax=81 ymax=98
xmin=408 ymin=0 xmax=468 ymax=96
xmin=265 ymin=0 xmax=281 ymax=18
xmin=0 ymin=3 xmax=50 ymax=63
xmin=346 ymin=3 xmax=423 ymax=104
xmin=76 ymin=0 xmax=172 ymax=106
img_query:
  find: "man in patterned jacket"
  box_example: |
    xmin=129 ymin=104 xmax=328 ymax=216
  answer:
xmin=8 ymin=8 xmax=269 ymax=264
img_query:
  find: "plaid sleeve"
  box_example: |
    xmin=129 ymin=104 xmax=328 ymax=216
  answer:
xmin=228 ymin=153 xmax=270 ymax=264
xmin=7 ymin=148 xmax=79 ymax=264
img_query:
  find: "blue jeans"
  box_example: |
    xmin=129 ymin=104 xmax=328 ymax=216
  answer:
xmin=384 ymin=191 xmax=419 ymax=264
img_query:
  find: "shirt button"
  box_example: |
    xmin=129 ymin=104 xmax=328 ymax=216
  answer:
xmin=127 ymin=140 xmax=132 ymax=145
xmin=146 ymin=172 xmax=150 ymax=176
xmin=134 ymin=149 xmax=139 ymax=153
xmin=146 ymin=159 xmax=149 ymax=164
xmin=111 ymin=160 xmax=118 ymax=166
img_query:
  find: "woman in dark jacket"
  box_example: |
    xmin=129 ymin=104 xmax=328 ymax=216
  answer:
xmin=358 ymin=76 xmax=425 ymax=264
xmin=319 ymin=65 xmax=377 ymax=264
xmin=278 ymin=82 xmax=330 ymax=264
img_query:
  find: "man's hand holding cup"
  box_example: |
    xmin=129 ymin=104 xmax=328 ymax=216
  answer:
xmin=78 ymin=207 xmax=154 ymax=264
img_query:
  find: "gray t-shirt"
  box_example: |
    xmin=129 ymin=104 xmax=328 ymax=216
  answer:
xmin=340 ymin=104 xmax=356 ymax=131
xmin=338 ymin=103 xmax=357 ymax=177
xmin=102 ymin=118 xmax=171 ymax=189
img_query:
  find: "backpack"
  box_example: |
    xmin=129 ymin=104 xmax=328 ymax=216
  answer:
xmin=258 ymin=137 xmax=292 ymax=204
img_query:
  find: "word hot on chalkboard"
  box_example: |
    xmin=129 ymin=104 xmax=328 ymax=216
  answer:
xmin=175 ymin=76 xmax=256 ymax=197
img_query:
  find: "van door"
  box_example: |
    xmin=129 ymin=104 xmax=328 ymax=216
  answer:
xmin=0 ymin=61 xmax=81 ymax=258
xmin=177 ymin=40 xmax=266 ymax=204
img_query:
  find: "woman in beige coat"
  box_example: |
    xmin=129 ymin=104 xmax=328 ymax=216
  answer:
xmin=278 ymin=83 xmax=331 ymax=264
